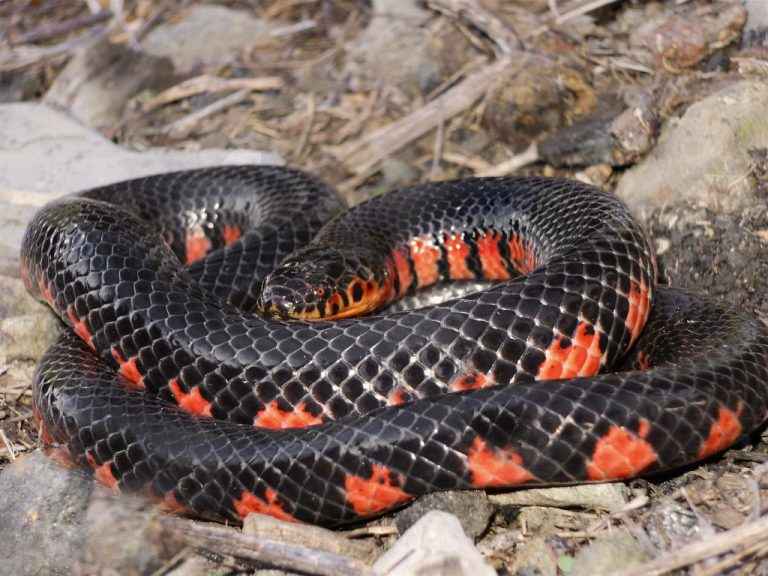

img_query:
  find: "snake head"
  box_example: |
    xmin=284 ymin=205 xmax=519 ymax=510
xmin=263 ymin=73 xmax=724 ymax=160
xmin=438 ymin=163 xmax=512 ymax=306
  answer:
xmin=256 ymin=246 xmax=387 ymax=320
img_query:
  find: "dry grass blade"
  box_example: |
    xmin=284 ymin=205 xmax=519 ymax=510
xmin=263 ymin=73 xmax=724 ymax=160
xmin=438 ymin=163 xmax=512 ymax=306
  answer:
xmin=162 ymin=89 xmax=251 ymax=139
xmin=144 ymin=75 xmax=283 ymax=113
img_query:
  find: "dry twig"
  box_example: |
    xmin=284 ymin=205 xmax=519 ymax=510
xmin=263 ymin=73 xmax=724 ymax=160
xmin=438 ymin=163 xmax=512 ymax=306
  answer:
xmin=161 ymin=516 xmax=376 ymax=576
xmin=426 ymin=0 xmax=521 ymax=54
xmin=162 ymin=90 xmax=251 ymax=139
xmin=330 ymin=56 xmax=521 ymax=174
xmin=477 ymin=143 xmax=539 ymax=177
xmin=0 ymin=26 xmax=108 ymax=72
xmin=143 ymin=75 xmax=283 ymax=113
xmin=243 ymin=514 xmax=380 ymax=563
xmin=329 ymin=0 xmax=533 ymax=175
xmin=8 ymin=9 xmax=113 ymax=45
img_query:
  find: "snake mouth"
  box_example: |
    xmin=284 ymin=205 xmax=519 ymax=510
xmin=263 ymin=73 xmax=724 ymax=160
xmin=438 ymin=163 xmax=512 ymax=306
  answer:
xmin=259 ymin=278 xmax=392 ymax=321
xmin=256 ymin=246 xmax=391 ymax=321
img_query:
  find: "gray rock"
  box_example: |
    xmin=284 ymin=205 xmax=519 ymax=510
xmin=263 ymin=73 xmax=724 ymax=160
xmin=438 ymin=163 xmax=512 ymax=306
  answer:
xmin=0 ymin=450 xmax=93 ymax=576
xmin=44 ymin=35 xmax=175 ymax=130
xmin=0 ymin=312 xmax=61 ymax=362
xmin=507 ymin=537 xmax=558 ymax=576
xmin=570 ymin=531 xmax=651 ymax=576
xmin=79 ymin=494 xmax=183 ymax=576
xmin=616 ymin=80 xmax=768 ymax=218
xmin=0 ymin=274 xmax=47 ymax=318
xmin=395 ymin=490 xmax=494 ymax=539
xmin=743 ymin=0 xmax=768 ymax=47
xmin=0 ymin=102 xmax=282 ymax=271
xmin=380 ymin=158 xmax=419 ymax=189
xmin=142 ymin=5 xmax=268 ymax=73
xmin=0 ymin=274 xmax=60 ymax=363
xmin=165 ymin=555 xmax=232 ymax=576
xmin=343 ymin=0 xmax=441 ymax=96
xmin=374 ymin=510 xmax=496 ymax=576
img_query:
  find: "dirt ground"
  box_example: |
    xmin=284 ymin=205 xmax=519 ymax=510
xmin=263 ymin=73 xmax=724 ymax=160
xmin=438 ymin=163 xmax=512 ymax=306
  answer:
xmin=2 ymin=0 xmax=768 ymax=575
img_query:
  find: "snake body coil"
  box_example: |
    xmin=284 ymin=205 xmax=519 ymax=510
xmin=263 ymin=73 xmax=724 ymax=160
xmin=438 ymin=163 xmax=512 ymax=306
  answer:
xmin=21 ymin=166 xmax=768 ymax=526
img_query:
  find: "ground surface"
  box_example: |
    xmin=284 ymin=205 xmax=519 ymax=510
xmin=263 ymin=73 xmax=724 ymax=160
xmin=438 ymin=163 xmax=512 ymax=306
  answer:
xmin=1 ymin=1 xmax=768 ymax=575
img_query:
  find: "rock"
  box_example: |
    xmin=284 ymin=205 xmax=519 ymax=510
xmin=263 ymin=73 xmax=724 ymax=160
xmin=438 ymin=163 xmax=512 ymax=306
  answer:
xmin=373 ymin=511 xmax=496 ymax=576
xmin=506 ymin=536 xmax=558 ymax=576
xmin=0 ymin=274 xmax=49 ymax=319
xmin=0 ymin=451 xmax=94 ymax=576
xmin=343 ymin=0 xmax=472 ymax=97
xmin=539 ymin=89 xmax=657 ymax=168
xmin=615 ymin=80 xmax=768 ymax=218
xmin=0 ymin=272 xmax=61 ymax=362
xmin=643 ymin=501 xmax=702 ymax=550
xmin=165 ymin=555 xmax=232 ymax=576
xmin=0 ymin=312 xmax=61 ymax=362
xmin=380 ymin=158 xmax=419 ymax=190
xmin=44 ymin=35 xmax=175 ymax=131
xmin=629 ymin=1 xmax=746 ymax=70
xmin=537 ymin=98 xmax=621 ymax=167
xmin=569 ymin=531 xmax=650 ymax=576
xmin=80 ymin=494 xmax=184 ymax=576
xmin=142 ymin=5 xmax=269 ymax=74
xmin=474 ymin=529 xmax=520 ymax=567
xmin=743 ymin=0 xmax=768 ymax=47
xmin=0 ymin=102 xmax=282 ymax=271
xmin=483 ymin=62 xmax=595 ymax=152
xmin=489 ymin=483 xmax=632 ymax=513
xmin=395 ymin=490 xmax=494 ymax=539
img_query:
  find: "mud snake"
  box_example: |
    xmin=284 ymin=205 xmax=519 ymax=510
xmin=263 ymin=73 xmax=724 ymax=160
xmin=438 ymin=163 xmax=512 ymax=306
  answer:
xmin=21 ymin=166 xmax=768 ymax=526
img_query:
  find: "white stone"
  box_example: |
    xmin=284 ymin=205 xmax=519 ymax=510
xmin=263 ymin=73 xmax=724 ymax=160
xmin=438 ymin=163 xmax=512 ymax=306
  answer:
xmin=373 ymin=510 xmax=496 ymax=576
xmin=0 ymin=102 xmax=282 ymax=268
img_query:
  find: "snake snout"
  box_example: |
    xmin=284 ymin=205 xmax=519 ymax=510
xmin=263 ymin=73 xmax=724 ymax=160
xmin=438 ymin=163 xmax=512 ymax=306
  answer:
xmin=257 ymin=249 xmax=348 ymax=320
